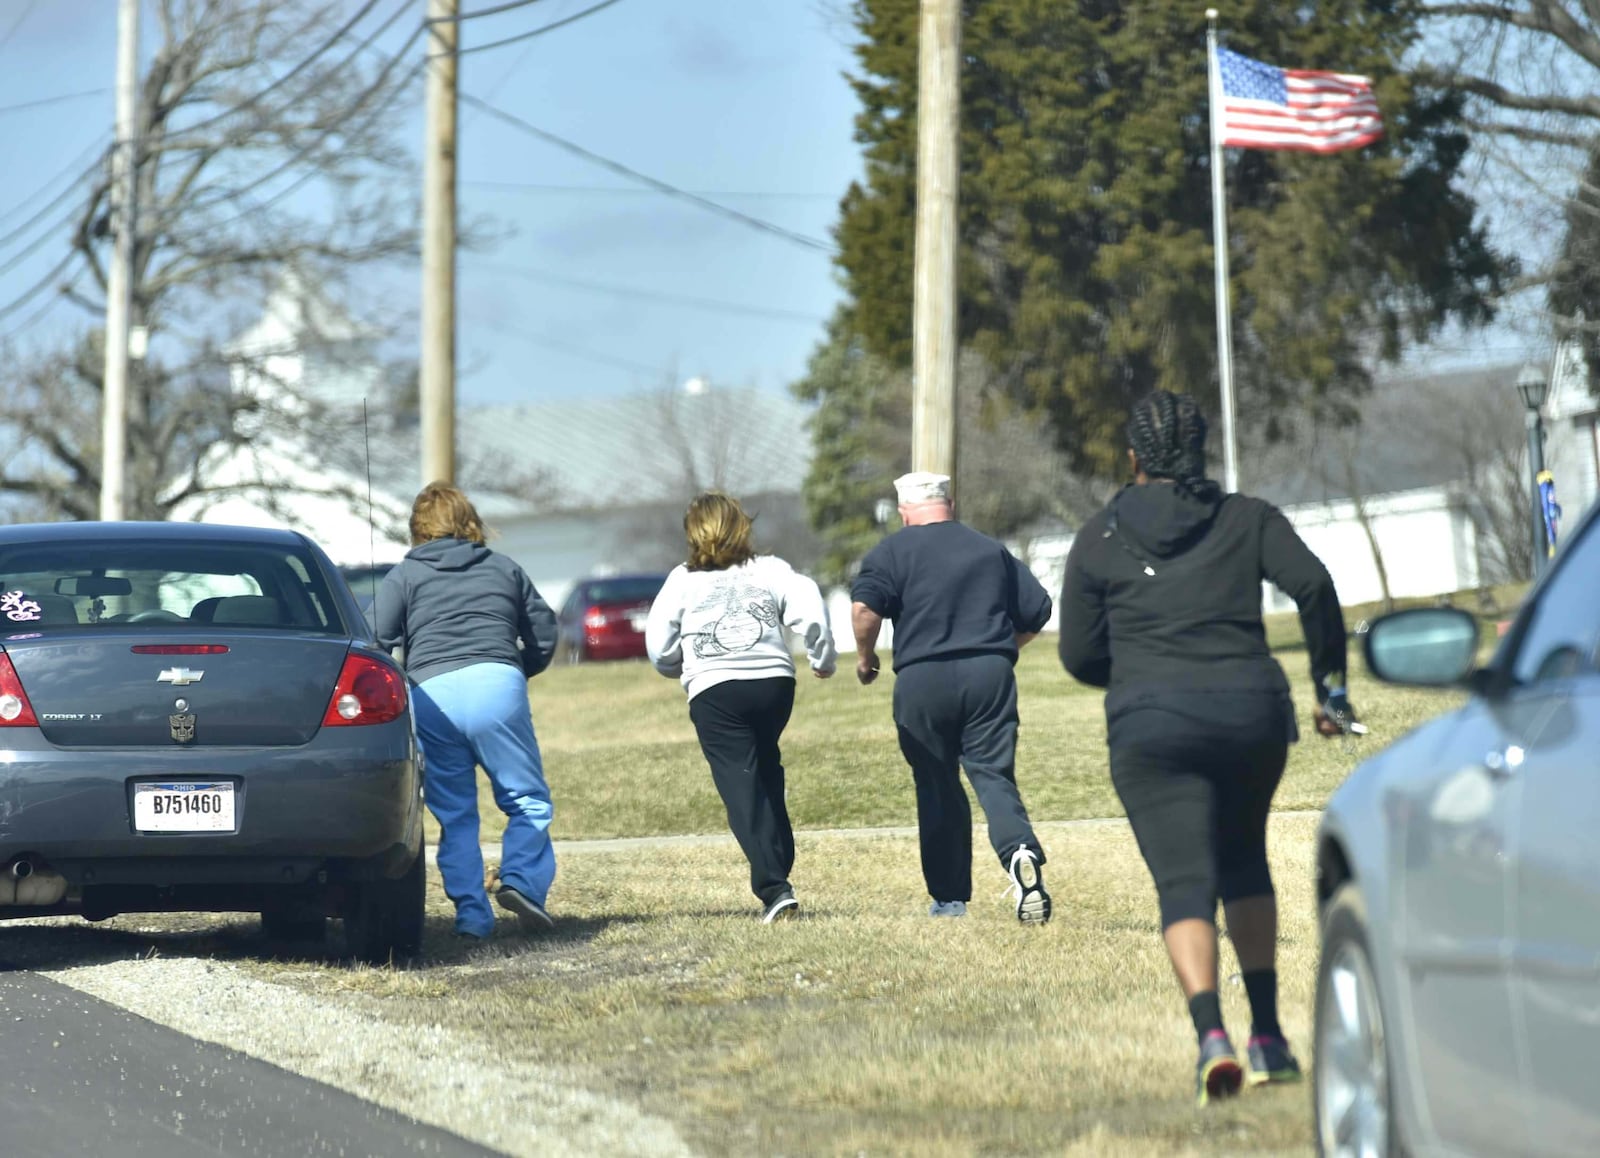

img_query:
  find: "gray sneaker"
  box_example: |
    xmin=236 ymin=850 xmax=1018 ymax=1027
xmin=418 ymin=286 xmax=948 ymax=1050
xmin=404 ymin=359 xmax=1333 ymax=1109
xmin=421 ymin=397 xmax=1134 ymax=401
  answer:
xmin=1196 ymin=1030 xmax=1244 ymax=1107
xmin=929 ymin=900 xmax=967 ymax=918
xmin=495 ymin=885 xmax=554 ymax=933
xmin=761 ymin=892 xmax=799 ymax=924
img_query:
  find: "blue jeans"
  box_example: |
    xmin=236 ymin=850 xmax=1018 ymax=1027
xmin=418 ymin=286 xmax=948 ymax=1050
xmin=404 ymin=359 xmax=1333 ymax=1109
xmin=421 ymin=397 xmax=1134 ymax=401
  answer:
xmin=412 ymin=662 xmax=555 ymax=937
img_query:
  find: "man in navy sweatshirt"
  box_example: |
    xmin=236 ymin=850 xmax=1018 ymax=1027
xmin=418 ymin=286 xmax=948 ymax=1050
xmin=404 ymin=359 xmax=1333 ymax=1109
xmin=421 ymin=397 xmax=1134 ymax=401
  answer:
xmin=850 ymin=471 xmax=1054 ymax=923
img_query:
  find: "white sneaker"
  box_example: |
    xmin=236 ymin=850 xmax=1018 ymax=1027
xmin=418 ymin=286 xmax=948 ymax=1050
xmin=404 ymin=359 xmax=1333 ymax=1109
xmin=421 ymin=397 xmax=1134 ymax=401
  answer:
xmin=1005 ymin=848 xmax=1051 ymax=925
xmin=929 ymin=900 xmax=967 ymax=918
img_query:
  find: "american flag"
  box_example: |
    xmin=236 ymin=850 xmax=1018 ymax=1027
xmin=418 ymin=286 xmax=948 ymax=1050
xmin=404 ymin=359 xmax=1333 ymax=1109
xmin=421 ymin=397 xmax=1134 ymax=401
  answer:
xmin=1215 ymin=47 xmax=1382 ymax=153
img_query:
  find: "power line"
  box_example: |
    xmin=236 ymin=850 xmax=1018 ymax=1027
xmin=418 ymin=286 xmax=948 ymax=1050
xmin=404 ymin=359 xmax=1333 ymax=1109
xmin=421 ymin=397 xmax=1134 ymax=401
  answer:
xmin=460 ymin=95 xmax=837 ymax=254
xmin=473 ymin=5 xmax=556 ymax=105
xmin=0 ymin=0 xmax=41 ymax=57
xmin=457 ymin=0 xmax=627 ymax=56
xmin=0 ymin=272 xmax=79 ymax=346
xmin=467 ymin=260 xmax=827 ymax=323
xmin=480 ymin=319 xmax=666 ymax=375
xmin=0 ymin=201 xmax=83 ymax=276
xmin=0 ymin=250 xmax=77 ymax=326
xmin=182 ymin=21 xmax=427 ymax=218
xmin=339 ymin=15 xmax=835 ymax=256
xmin=204 ymin=55 xmax=427 ymax=229
xmin=442 ymin=0 xmax=549 ymax=20
xmin=463 ymin=180 xmax=837 ymax=201
xmin=0 ymin=89 xmax=109 ymax=118
xmin=0 ymin=137 xmax=110 ymax=235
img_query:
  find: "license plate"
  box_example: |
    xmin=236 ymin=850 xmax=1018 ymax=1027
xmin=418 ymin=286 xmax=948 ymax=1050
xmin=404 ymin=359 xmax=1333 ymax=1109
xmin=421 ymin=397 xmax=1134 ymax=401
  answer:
xmin=627 ymin=612 xmax=648 ymax=632
xmin=133 ymin=782 xmax=235 ymax=832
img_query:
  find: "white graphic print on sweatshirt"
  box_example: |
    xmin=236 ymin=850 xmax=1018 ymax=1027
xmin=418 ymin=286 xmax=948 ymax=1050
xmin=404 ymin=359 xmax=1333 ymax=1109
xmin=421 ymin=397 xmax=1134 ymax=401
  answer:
xmin=645 ymin=556 xmax=837 ymax=701
xmin=685 ymin=581 xmax=781 ymax=658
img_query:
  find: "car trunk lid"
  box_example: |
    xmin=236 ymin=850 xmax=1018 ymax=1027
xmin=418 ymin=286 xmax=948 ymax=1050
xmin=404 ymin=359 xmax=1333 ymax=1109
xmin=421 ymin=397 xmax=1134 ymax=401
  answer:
xmin=3 ymin=632 xmax=351 ymax=747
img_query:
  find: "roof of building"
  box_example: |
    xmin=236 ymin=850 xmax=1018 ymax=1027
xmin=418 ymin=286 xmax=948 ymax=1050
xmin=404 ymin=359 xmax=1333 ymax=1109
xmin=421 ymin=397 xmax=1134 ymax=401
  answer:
xmin=1243 ymin=362 xmax=1533 ymax=508
xmin=455 ymin=385 xmax=814 ymax=510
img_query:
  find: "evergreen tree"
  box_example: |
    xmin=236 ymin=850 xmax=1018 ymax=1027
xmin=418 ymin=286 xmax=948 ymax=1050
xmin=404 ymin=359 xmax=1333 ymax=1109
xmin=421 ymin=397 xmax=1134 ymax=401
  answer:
xmin=1549 ymin=147 xmax=1600 ymax=393
xmin=799 ymin=0 xmax=1509 ymax=517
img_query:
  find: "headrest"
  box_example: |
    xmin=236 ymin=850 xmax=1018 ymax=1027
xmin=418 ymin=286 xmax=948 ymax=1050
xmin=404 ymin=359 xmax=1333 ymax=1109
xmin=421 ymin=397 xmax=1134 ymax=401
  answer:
xmin=210 ymin=595 xmax=283 ymax=626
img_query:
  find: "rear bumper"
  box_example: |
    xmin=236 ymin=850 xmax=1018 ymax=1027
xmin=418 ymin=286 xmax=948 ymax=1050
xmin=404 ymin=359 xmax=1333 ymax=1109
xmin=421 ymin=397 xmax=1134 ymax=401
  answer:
xmin=583 ymin=631 xmax=648 ymax=661
xmin=0 ymin=720 xmax=422 ymax=887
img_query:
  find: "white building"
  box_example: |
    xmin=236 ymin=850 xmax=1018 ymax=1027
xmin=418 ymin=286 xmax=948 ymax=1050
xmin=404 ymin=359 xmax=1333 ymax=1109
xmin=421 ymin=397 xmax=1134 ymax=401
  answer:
xmin=168 ymin=278 xmax=415 ymax=566
xmin=1544 ymin=339 xmax=1600 ymax=534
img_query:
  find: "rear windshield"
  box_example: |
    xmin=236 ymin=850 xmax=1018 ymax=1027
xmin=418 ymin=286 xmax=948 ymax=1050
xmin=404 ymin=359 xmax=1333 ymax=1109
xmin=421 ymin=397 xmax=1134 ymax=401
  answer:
xmin=0 ymin=540 xmax=347 ymax=634
xmin=588 ymin=577 xmax=665 ymax=605
xmin=340 ymin=565 xmax=393 ymax=613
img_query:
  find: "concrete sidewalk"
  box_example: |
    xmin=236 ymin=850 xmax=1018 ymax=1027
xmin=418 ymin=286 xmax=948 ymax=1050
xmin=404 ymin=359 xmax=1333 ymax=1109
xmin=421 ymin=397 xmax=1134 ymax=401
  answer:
xmin=426 ymin=809 xmax=1324 ymax=861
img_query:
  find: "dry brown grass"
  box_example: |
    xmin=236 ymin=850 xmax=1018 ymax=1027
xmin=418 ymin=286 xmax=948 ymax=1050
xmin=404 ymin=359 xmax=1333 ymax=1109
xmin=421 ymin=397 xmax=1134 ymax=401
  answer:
xmin=242 ymin=814 xmax=1327 ymax=1156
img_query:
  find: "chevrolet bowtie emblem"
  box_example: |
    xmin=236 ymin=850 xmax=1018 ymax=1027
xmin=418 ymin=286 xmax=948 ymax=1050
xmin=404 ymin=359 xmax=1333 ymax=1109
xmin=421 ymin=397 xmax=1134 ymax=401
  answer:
xmin=157 ymin=667 xmax=205 ymax=686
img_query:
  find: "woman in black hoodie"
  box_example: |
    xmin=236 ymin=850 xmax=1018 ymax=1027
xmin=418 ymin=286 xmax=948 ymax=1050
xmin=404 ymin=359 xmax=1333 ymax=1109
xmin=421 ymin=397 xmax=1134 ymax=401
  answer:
xmin=1058 ymin=391 xmax=1357 ymax=1107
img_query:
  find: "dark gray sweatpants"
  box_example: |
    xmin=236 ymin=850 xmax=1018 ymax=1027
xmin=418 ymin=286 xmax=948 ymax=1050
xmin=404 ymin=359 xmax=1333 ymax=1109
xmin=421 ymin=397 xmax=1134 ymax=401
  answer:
xmin=892 ymin=653 xmax=1044 ymax=903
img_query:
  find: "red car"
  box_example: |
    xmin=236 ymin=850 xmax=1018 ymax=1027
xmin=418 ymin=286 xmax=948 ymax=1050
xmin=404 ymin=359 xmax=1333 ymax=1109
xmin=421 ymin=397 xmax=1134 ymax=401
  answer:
xmin=555 ymin=574 xmax=667 ymax=663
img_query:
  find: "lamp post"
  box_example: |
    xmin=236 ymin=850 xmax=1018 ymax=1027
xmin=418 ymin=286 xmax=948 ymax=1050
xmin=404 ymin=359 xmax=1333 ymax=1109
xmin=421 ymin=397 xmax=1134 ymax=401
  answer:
xmin=1516 ymin=364 xmax=1550 ymax=576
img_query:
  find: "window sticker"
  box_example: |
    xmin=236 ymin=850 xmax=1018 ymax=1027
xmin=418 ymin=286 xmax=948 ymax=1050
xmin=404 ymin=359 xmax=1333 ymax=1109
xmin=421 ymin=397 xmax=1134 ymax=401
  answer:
xmin=1 ymin=592 xmax=40 ymax=622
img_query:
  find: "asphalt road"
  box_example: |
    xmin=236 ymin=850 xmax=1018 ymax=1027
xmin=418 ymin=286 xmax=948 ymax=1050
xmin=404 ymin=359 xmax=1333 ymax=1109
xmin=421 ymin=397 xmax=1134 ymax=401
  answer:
xmin=0 ymin=967 xmax=502 ymax=1158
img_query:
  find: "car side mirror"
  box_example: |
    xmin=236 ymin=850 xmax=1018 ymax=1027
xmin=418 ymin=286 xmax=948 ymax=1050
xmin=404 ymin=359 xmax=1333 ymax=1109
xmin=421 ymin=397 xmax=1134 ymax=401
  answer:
xmin=1362 ymin=608 xmax=1481 ymax=688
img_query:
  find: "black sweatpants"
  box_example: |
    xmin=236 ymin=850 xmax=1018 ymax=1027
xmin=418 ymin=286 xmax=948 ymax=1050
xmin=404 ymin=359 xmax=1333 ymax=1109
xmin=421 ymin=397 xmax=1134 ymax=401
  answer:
xmin=687 ymin=676 xmax=797 ymax=906
xmin=1107 ymin=691 xmax=1291 ymax=929
xmin=892 ymin=654 xmax=1043 ymax=903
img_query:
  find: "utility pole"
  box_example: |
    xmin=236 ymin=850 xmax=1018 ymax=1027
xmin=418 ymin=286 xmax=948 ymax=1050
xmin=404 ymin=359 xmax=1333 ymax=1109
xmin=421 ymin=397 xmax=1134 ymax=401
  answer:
xmin=911 ymin=0 xmax=960 ymax=484
xmin=100 ymin=0 xmax=140 ymax=521
xmin=421 ymin=0 xmax=459 ymax=485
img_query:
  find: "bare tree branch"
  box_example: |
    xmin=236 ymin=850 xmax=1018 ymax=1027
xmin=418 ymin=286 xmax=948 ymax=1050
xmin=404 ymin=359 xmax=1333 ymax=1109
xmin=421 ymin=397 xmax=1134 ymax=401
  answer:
xmin=0 ymin=0 xmax=421 ymax=523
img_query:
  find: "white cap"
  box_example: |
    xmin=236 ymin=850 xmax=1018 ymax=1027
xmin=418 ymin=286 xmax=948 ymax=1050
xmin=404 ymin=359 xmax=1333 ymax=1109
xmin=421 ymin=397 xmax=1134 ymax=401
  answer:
xmin=894 ymin=471 xmax=952 ymax=505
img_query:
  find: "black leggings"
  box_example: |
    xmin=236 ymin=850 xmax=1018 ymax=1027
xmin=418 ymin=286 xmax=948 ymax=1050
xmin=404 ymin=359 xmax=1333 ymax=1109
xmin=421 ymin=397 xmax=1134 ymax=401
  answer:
xmin=1108 ymin=695 xmax=1290 ymax=929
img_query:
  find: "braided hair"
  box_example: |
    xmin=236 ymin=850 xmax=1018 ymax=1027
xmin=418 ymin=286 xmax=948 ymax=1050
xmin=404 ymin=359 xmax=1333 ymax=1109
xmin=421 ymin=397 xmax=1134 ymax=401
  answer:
xmin=1127 ymin=391 xmax=1218 ymax=497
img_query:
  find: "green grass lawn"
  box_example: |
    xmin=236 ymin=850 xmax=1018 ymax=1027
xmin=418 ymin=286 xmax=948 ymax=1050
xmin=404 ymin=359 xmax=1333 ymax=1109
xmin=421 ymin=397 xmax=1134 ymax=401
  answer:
xmin=473 ymin=627 xmax=1478 ymax=845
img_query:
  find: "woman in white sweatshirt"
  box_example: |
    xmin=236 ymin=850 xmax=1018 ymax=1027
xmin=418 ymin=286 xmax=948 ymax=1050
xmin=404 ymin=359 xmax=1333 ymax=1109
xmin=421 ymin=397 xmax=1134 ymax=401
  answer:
xmin=645 ymin=491 xmax=837 ymax=922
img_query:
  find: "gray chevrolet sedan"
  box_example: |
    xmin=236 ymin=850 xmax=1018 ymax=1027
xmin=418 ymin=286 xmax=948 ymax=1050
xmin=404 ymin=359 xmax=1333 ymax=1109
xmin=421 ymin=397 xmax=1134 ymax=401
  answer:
xmin=1314 ymin=503 xmax=1600 ymax=1156
xmin=0 ymin=522 xmax=423 ymax=963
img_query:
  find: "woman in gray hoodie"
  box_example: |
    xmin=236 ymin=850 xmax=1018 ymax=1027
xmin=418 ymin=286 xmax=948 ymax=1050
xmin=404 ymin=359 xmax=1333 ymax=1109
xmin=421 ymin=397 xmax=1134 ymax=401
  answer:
xmin=376 ymin=482 xmax=559 ymax=940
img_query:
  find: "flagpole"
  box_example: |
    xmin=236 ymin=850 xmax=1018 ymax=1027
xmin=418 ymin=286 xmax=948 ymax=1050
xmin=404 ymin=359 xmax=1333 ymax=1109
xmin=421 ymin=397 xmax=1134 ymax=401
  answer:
xmin=1206 ymin=9 xmax=1240 ymax=494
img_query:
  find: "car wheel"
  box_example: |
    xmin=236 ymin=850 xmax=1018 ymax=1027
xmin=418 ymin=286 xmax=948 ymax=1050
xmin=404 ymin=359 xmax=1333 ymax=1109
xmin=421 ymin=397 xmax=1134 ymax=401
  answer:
xmin=342 ymin=849 xmax=425 ymax=965
xmin=259 ymin=906 xmax=327 ymax=945
xmin=1315 ymin=883 xmax=1405 ymax=1158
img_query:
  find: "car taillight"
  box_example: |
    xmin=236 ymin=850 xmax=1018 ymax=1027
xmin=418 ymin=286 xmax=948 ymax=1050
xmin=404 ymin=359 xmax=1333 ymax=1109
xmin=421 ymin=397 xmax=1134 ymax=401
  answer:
xmin=0 ymin=654 xmax=37 ymax=727
xmin=322 ymin=652 xmax=407 ymax=727
xmin=583 ymin=606 xmax=609 ymax=630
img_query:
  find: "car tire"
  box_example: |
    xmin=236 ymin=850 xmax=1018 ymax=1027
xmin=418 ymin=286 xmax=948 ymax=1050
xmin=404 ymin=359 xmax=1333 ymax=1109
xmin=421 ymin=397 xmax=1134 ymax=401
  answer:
xmin=1315 ymin=883 xmax=1406 ymax=1158
xmin=259 ymin=906 xmax=327 ymax=945
xmin=342 ymin=848 xmax=425 ymax=965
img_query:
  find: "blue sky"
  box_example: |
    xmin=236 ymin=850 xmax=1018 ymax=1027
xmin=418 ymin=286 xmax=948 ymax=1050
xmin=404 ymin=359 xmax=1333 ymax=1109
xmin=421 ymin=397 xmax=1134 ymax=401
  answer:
xmin=0 ymin=1 xmax=1542 ymax=414
xmin=0 ymin=0 xmax=860 ymax=407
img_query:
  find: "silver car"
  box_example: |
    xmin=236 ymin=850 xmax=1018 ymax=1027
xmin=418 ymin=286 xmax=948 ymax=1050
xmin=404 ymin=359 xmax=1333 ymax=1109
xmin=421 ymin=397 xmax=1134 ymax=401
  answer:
xmin=1313 ymin=503 xmax=1600 ymax=1156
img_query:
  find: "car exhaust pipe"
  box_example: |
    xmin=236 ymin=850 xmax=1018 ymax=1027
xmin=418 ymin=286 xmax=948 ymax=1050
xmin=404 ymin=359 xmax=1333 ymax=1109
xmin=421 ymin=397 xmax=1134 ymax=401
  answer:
xmin=0 ymin=858 xmax=66 ymax=905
